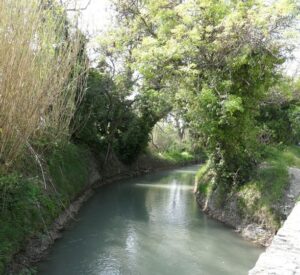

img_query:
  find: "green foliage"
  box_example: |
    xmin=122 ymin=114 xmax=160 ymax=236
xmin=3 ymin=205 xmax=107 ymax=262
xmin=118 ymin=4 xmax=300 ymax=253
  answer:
xmin=258 ymin=103 xmax=300 ymax=145
xmin=262 ymin=145 xmax=300 ymax=168
xmin=257 ymin=79 xmax=300 ymax=145
xmin=0 ymin=142 xmax=89 ymax=273
xmin=72 ymin=69 xmax=116 ymax=151
xmin=106 ymin=0 xmax=298 ymax=187
xmin=159 ymin=150 xmax=194 ymax=164
xmin=73 ymin=69 xmax=159 ymax=164
xmin=149 ymin=117 xmax=204 ymax=159
xmin=0 ymin=175 xmax=58 ymax=274
xmin=288 ymin=106 xmax=300 ymax=142
xmin=195 ymin=162 xmax=213 ymax=197
xmin=113 ymin=114 xmax=152 ymax=164
xmin=196 ymin=145 xmax=300 ymax=230
xmin=47 ymin=143 xmax=89 ymax=202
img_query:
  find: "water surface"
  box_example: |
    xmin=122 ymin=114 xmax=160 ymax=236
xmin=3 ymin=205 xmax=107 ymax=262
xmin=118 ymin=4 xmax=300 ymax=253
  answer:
xmin=38 ymin=165 xmax=263 ymax=275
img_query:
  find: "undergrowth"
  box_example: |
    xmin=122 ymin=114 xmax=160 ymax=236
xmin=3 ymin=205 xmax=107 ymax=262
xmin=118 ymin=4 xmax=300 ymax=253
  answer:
xmin=196 ymin=145 xmax=300 ymax=230
xmin=0 ymin=143 xmax=89 ymax=274
xmin=238 ymin=145 xmax=300 ymax=229
xmin=158 ymin=150 xmax=202 ymax=164
xmin=195 ymin=162 xmax=213 ymax=197
xmin=48 ymin=143 xmax=89 ymax=202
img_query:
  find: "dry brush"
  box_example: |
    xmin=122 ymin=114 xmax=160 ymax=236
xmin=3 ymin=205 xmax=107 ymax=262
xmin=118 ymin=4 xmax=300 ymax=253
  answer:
xmin=0 ymin=0 xmax=87 ymax=168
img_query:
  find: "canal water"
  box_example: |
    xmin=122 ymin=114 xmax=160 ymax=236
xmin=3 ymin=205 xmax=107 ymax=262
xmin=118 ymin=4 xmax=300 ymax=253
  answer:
xmin=38 ymin=165 xmax=263 ymax=275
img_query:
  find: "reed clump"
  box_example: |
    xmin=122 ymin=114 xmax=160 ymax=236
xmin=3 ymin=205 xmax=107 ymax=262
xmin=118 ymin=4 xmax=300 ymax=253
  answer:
xmin=0 ymin=0 xmax=86 ymax=168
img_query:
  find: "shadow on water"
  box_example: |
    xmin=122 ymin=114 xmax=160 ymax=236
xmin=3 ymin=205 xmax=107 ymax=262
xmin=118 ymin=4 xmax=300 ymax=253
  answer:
xmin=38 ymin=165 xmax=263 ymax=275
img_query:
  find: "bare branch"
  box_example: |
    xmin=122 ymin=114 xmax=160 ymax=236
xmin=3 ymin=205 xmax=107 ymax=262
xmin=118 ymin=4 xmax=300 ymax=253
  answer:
xmin=66 ymin=0 xmax=92 ymax=11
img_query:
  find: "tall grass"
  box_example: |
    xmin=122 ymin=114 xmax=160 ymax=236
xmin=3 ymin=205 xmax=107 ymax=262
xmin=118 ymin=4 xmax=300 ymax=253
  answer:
xmin=0 ymin=0 xmax=86 ymax=168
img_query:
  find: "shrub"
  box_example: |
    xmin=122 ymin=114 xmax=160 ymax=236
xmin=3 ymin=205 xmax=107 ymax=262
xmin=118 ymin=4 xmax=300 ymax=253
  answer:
xmin=0 ymin=175 xmax=58 ymax=274
xmin=47 ymin=143 xmax=89 ymax=202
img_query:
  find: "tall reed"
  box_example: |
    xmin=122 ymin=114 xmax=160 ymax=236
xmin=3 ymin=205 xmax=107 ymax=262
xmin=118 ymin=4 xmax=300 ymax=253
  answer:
xmin=0 ymin=0 xmax=86 ymax=167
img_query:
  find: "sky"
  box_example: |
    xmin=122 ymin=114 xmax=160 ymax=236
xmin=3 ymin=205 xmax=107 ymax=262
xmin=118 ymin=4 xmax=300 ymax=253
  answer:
xmin=67 ymin=0 xmax=111 ymax=36
xmin=65 ymin=0 xmax=111 ymax=62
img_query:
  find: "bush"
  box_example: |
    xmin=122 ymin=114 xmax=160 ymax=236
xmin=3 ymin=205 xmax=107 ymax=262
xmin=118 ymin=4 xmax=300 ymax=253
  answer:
xmin=113 ymin=114 xmax=152 ymax=164
xmin=258 ymin=102 xmax=300 ymax=144
xmin=195 ymin=162 xmax=213 ymax=196
xmin=0 ymin=175 xmax=58 ymax=274
xmin=47 ymin=143 xmax=89 ymax=202
xmin=0 ymin=142 xmax=89 ymax=273
xmin=73 ymin=69 xmax=154 ymax=165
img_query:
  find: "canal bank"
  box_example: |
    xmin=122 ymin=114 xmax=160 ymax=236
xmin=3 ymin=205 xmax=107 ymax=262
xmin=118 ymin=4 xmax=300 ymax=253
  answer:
xmin=6 ymin=152 xmax=200 ymax=275
xmin=195 ymin=166 xmax=300 ymax=248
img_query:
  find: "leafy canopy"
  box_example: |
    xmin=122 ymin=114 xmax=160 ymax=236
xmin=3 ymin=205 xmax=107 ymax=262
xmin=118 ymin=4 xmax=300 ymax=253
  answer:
xmin=102 ymin=0 xmax=298 ymax=185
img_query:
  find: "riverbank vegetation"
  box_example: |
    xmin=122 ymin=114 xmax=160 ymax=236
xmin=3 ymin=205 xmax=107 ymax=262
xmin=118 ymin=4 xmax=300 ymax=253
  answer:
xmin=0 ymin=143 xmax=89 ymax=273
xmin=0 ymin=1 xmax=87 ymax=272
xmin=103 ymin=0 xmax=300 ymax=232
xmin=195 ymin=76 xmax=300 ymax=231
xmin=237 ymin=146 xmax=300 ymax=230
xmin=0 ymin=0 xmax=300 ymax=273
xmin=0 ymin=2 xmax=199 ymax=272
xmin=196 ymin=145 xmax=300 ymax=231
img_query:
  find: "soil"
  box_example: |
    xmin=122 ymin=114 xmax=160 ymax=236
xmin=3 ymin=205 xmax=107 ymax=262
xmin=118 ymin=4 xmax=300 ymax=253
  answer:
xmin=196 ymin=167 xmax=300 ymax=247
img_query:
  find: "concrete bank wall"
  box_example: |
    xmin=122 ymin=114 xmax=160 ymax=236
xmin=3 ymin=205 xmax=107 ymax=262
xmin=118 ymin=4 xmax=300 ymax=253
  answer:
xmin=249 ymin=202 xmax=300 ymax=275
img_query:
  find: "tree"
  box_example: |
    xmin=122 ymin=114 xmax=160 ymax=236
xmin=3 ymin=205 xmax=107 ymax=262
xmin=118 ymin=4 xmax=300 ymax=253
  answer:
xmin=72 ymin=66 xmax=163 ymax=164
xmin=103 ymin=0 xmax=298 ymax=186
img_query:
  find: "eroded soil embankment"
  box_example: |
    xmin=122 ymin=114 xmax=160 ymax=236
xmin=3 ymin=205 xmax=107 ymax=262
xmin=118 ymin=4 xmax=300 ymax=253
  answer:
xmin=196 ymin=167 xmax=300 ymax=247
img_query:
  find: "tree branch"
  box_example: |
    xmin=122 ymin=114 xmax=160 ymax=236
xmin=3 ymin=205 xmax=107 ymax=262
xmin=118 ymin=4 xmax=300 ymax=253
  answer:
xmin=66 ymin=0 xmax=92 ymax=11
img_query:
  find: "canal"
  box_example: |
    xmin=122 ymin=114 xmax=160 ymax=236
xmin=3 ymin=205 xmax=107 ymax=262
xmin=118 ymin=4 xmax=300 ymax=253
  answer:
xmin=38 ymin=165 xmax=263 ymax=275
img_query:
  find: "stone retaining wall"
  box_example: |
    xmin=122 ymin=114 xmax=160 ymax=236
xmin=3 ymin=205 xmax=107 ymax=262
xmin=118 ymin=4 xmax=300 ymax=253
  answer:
xmin=249 ymin=202 xmax=300 ymax=274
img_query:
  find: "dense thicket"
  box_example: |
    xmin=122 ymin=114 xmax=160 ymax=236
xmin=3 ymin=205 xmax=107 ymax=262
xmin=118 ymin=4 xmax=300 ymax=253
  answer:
xmin=258 ymin=79 xmax=300 ymax=145
xmin=73 ymin=68 xmax=150 ymax=163
xmin=72 ymin=64 xmax=172 ymax=164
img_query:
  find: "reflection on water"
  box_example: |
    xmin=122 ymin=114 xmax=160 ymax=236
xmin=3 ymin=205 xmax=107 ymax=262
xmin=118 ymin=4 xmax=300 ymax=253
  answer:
xmin=38 ymin=165 xmax=263 ymax=275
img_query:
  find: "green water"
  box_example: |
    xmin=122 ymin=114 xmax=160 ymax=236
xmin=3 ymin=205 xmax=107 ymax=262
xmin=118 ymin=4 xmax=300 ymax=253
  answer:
xmin=38 ymin=165 xmax=263 ymax=275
